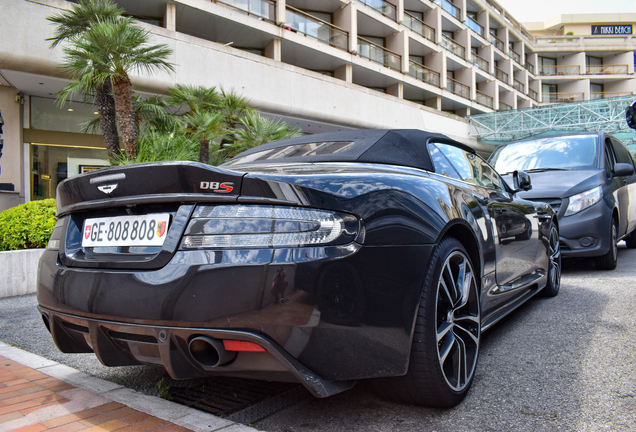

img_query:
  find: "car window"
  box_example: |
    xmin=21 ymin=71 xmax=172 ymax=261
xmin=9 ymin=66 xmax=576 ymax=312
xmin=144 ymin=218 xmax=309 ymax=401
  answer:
xmin=604 ymin=139 xmax=617 ymax=177
xmin=489 ymin=135 xmax=599 ymax=174
xmin=435 ymin=143 xmax=504 ymax=190
xmin=428 ymin=143 xmax=461 ymax=180
xmin=611 ymin=138 xmax=634 ymax=166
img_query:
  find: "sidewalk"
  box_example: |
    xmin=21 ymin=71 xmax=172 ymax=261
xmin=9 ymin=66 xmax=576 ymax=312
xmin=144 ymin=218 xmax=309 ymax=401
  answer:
xmin=0 ymin=342 xmax=257 ymax=432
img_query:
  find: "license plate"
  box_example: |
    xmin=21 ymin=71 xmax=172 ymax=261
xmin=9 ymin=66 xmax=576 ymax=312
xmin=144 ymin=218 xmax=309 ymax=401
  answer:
xmin=82 ymin=214 xmax=171 ymax=247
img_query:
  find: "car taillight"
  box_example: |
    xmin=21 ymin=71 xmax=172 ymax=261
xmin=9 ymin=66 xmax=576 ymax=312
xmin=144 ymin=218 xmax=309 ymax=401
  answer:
xmin=180 ymin=205 xmax=359 ymax=249
xmin=46 ymin=218 xmax=66 ymax=251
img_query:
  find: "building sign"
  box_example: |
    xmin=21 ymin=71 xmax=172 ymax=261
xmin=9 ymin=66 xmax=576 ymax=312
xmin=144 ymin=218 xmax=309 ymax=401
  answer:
xmin=591 ymin=25 xmax=632 ymax=35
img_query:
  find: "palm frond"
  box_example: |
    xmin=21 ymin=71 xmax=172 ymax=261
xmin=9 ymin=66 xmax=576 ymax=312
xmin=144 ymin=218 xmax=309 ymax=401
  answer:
xmin=47 ymin=0 xmax=124 ymax=47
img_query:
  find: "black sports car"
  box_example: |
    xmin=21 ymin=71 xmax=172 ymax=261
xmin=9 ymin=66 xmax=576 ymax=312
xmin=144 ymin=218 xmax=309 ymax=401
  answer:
xmin=37 ymin=129 xmax=560 ymax=408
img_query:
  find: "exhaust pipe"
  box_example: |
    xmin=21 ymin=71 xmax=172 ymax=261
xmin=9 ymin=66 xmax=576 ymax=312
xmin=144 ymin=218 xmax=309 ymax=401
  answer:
xmin=188 ymin=336 xmax=236 ymax=368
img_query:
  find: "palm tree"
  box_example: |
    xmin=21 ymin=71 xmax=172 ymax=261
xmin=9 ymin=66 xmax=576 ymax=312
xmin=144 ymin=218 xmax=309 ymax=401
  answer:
xmin=60 ymin=16 xmax=174 ymax=158
xmin=47 ymin=0 xmax=124 ymax=159
xmin=168 ymin=84 xmax=220 ymax=116
xmin=223 ymin=113 xmax=302 ymax=159
xmin=182 ymin=111 xmax=226 ymax=163
xmin=217 ymin=88 xmax=256 ymax=148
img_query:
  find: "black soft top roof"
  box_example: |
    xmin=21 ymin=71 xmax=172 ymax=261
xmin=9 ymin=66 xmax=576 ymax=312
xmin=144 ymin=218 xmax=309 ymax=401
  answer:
xmin=223 ymin=129 xmax=472 ymax=171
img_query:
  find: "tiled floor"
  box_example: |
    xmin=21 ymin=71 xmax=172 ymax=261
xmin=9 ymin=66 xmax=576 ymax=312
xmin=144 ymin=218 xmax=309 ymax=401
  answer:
xmin=0 ymin=355 xmax=192 ymax=432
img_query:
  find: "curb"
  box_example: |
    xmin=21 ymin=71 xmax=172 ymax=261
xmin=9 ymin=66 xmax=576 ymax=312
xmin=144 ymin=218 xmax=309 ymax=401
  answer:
xmin=0 ymin=341 xmax=261 ymax=432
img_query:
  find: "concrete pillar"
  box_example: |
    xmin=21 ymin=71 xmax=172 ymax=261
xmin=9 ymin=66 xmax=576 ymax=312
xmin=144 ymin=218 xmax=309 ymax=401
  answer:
xmin=335 ymin=2 xmax=357 ymax=53
xmin=457 ymin=0 xmax=467 ymax=23
xmin=387 ymin=30 xmax=409 ymax=73
xmin=426 ymin=50 xmax=447 ymax=88
xmin=387 ymin=82 xmax=404 ymax=99
xmin=0 ymin=86 xmax=23 ymax=195
xmin=425 ymin=7 xmax=442 ymax=44
xmin=500 ymin=58 xmax=513 ymax=85
xmin=457 ymin=28 xmax=470 ymax=61
xmin=395 ymin=0 xmax=404 ymax=23
xmin=264 ymin=39 xmax=281 ymax=61
xmin=334 ymin=64 xmax=353 ymax=83
xmin=456 ymin=107 xmax=470 ymax=117
xmin=276 ymin=0 xmax=286 ymax=26
xmin=425 ymin=96 xmax=442 ymax=110
xmin=478 ymin=10 xmax=489 ymax=38
xmin=164 ymin=3 xmax=176 ymax=31
xmin=501 ymin=27 xmax=510 ymax=54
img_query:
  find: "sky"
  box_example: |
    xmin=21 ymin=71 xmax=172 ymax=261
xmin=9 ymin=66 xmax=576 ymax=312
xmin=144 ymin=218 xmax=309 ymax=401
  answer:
xmin=495 ymin=0 xmax=636 ymax=23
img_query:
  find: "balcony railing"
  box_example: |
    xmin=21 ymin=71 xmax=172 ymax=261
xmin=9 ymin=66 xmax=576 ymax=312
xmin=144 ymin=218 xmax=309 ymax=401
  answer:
xmin=586 ymin=64 xmax=629 ymax=75
xmin=488 ymin=34 xmax=504 ymax=51
xmin=499 ymin=101 xmax=512 ymax=111
xmin=591 ymin=91 xmax=634 ymax=100
xmin=526 ymin=62 xmax=535 ymax=74
xmin=513 ymin=79 xmax=524 ymax=93
xmin=466 ymin=17 xmax=484 ymax=37
xmin=440 ymin=35 xmax=465 ymax=59
xmin=529 ymin=88 xmax=538 ymax=101
xmin=434 ymin=0 xmax=460 ymax=20
xmin=476 ymin=90 xmax=493 ymax=108
xmin=495 ymin=67 xmax=508 ymax=83
xmin=538 ymin=65 xmax=581 ymax=75
xmin=358 ymin=0 xmax=397 ymax=21
xmin=510 ymin=49 xmax=521 ymax=64
xmin=214 ymin=0 xmax=275 ymax=22
xmin=403 ymin=12 xmax=435 ymax=42
xmin=471 ymin=53 xmax=489 ymax=71
xmin=408 ymin=60 xmax=441 ymax=87
xmin=357 ymin=37 xmax=401 ymax=70
xmin=446 ymin=77 xmax=470 ymax=99
xmin=542 ymin=92 xmax=585 ymax=103
xmin=285 ymin=6 xmax=348 ymax=51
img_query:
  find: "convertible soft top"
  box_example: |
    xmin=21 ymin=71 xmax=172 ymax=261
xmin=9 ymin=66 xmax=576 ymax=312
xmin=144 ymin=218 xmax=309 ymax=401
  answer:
xmin=224 ymin=129 xmax=473 ymax=171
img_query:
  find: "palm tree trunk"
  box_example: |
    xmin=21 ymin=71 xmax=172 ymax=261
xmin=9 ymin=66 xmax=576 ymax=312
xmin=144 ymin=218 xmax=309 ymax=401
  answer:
xmin=199 ymin=138 xmax=210 ymax=163
xmin=96 ymin=78 xmax=121 ymax=160
xmin=111 ymin=76 xmax=137 ymax=158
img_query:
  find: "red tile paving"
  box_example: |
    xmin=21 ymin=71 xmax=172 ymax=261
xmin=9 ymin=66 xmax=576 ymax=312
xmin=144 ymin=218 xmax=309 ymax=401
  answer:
xmin=0 ymin=355 xmax=196 ymax=432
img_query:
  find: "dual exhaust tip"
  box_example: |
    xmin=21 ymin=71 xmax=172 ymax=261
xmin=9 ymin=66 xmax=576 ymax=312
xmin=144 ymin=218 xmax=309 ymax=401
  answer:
xmin=188 ymin=336 xmax=237 ymax=368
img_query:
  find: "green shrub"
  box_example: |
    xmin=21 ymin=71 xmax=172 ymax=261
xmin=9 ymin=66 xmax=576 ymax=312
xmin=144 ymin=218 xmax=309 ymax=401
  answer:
xmin=0 ymin=199 xmax=57 ymax=251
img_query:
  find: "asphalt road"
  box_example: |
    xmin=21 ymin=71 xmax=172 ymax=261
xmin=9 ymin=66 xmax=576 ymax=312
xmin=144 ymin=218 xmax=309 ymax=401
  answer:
xmin=1 ymin=247 xmax=635 ymax=431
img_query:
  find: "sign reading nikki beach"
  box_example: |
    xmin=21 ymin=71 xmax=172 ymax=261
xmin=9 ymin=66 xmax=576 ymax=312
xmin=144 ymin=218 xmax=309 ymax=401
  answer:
xmin=591 ymin=25 xmax=633 ymax=35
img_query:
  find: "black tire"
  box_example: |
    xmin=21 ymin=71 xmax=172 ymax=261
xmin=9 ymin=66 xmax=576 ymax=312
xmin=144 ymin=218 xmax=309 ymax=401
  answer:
xmin=595 ymin=219 xmax=618 ymax=270
xmin=372 ymin=237 xmax=480 ymax=407
xmin=625 ymin=231 xmax=636 ymax=249
xmin=541 ymin=223 xmax=561 ymax=297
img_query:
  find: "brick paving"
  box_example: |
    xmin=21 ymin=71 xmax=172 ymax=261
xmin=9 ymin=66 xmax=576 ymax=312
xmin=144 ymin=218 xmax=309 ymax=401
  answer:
xmin=0 ymin=356 xmax=193 ymax=432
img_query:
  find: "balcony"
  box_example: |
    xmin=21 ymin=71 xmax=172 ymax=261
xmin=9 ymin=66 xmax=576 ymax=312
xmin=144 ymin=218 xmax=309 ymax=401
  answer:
xmin=510 ymin=49 xmax=521 ymax=64
xmin=440 ymin=35 xmax=465 ymax=59
xmin=285 ymin=6 xmax=348 ymax=51
xmin=358 ymin=0 xmax=397 ymax=21
xmin=590 ymin=91 xmax=634 ymax=100
xmin=526 ymin=62 xmax=535 ymax=74
xmin=446 ymin=77 xmax=470 ymax=99
xmin=476 ymin=90 xmax=493 ymax=108
xmin=408 ymin=60 xmax=441 ymax=87
xmin=403 ymin=12 xmax=435 ymax=42
xmin=586 ymin=64 xmax=629 ymax=75
xmin=488 ymin=34 xmax=504 ymax=51
xmin=499 ymin=101 xmax=512 ymax=111
xmin=471 ymin=53 xmax=489 ymax=71
xmin=529 ymin=88 xmax=538 ymax=101
xmin=542 ymin=92 xmax=585 ymax=103
xmin=513 ymin=79 xmax=524 ymax=93
xmin=466 ymin=17 xmax=484 ymax=37
xmin=357 ymin=37 xmax=401 ymax=70
xmin=434 ymin=0 xmax=460 ymax=20
xmin=214 ymin=0 xmax=275 ymax=22
xmin=538 ymin=65 xmax=581 ymax=76
xmin=495 ymin=67 xmax=508 ymax=83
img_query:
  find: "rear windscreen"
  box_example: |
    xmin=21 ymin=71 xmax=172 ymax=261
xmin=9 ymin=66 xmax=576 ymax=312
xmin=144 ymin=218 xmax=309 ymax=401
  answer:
xmin=222 ymin=141 xmax=355 ymax=166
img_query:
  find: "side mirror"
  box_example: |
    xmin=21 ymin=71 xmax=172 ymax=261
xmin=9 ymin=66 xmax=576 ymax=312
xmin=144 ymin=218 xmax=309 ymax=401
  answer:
xmin=513 ymin=170 xmax=532 ymax=192
xmin=626 ymin=101 xmax=636 ymax=130
xmin=614 ymin=162 xmax=635 ymax=177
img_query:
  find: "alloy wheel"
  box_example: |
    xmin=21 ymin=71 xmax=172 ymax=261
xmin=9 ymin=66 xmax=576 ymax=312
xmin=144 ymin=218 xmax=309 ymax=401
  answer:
xmin=549 ymin=226 xmax=561 ymax=292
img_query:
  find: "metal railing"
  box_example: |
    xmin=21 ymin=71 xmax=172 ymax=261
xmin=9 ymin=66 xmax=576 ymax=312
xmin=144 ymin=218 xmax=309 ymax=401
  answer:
xmin=471 ymin=52 xmax=489 ymax=71
xmin=526 ymin=62 xmax=535 ymax=74
xmin=358 ymin=0 xmax=397 ymax=21
xmin=285 ymin=6 xmax=348 ymax=51
xmin=214 ymin=0 xmax=275 ymax=22
xmin=538 ymin=65 xmax=581 ymax=75
xmin=403 ymin=12 xmax=435 ymax=42
xmin=510 ymin=49 xmax=521 ymax=64
xmin=495 ymin=67 xmax=508 ymax=83
xmin=542 ymin=92 xmax=585 ymax=103
xmin=446 ymin=77 xmax=470 ymax=98
xmin=590 ymin=91 xmax=634 ymax=100
xmin=488 ymin=34 xmax=504 ymax=51
xmin=499 ymin=101 xmax=512 ymax=111
xmin=513 ymin=79 xmax=524 ymax=93
xmin=408 ymin=60 xmax=441 ymax=87
xmin=434 ymin=0 xmax=460 ymax=20
xmin=466 ymin=17 xmax=484 ymax=37
xmin=357 ymin=37 xmax=401 ymax=70
xmin=440 ymin=35 xmax=465 ymax=59
xmin=529 ymin=88 xmax=538 ymax=101
xmin=586 ymin=64 xmax=629 ymax=74
xmin=476 ymin=90 xmax=493 ymax=108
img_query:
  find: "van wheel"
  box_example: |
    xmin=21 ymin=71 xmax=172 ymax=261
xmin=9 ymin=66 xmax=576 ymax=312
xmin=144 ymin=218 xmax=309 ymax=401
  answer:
xmin=595 ymin=220 xmax=618 ymax=270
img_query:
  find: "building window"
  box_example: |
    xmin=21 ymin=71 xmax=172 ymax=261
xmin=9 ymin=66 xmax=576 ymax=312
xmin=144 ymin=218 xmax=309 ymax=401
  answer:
xmin=591 ymin=83 xmax=604 ymax=99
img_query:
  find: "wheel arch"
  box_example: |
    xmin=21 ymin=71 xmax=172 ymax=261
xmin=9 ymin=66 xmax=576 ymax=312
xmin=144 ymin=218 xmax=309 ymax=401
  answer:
xmin=437 ymin=220 xmax=483 ymax=284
